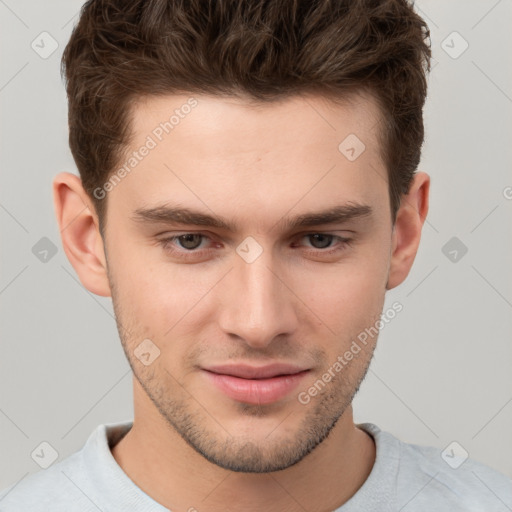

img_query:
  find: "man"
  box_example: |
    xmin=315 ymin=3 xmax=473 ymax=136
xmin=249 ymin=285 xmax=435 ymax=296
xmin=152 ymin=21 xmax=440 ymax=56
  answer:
xmin=1 ymin=0 xmax=510 ymax=510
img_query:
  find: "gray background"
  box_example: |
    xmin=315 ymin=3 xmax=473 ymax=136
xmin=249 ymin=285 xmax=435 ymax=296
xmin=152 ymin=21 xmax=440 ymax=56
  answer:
xmin=1 ymin=0 xmax=511 ymax=494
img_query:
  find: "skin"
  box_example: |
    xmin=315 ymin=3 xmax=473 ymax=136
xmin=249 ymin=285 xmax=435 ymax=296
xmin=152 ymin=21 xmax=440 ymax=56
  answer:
xmin=53 ymin=91 xmax=429 ymax=512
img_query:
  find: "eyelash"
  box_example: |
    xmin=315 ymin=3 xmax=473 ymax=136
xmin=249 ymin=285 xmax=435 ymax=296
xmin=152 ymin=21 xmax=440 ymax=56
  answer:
xmin=158 ymin=232 xmax=353 ymax=261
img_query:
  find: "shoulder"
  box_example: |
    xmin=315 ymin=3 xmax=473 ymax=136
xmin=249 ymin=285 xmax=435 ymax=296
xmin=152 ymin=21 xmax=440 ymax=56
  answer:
xmin=363 ymin=423 xmax=512 ymax=511
xmin=0 ymin=423 xmax=124 ymax=512
xmin=0 ymin=450 xmax=98 ymax=512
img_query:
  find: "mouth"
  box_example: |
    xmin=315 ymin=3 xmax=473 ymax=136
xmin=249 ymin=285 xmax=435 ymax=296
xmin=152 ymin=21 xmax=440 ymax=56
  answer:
xmin=202 ymin=363 xmax=311 ymax=405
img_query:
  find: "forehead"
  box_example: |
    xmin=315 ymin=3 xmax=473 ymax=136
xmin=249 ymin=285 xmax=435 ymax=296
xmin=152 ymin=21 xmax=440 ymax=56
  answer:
xmin=129 ymin=90 xmax=383 ymax=153
xmin=108 ymin=91 xmax=389 ymax=230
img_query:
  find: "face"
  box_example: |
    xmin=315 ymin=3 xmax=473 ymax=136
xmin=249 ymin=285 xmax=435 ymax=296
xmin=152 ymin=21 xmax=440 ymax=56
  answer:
xmin=103 ymin=92 xmax=392 ymax=472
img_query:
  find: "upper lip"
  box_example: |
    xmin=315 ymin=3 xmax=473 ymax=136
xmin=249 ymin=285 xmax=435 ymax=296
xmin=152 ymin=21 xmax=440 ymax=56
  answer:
xmin=203 ymin=363 xmax=309 ymax=380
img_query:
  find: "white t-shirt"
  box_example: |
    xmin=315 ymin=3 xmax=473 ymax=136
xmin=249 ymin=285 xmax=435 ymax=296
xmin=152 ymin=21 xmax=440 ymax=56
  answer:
xmin=1 ymin=421 xmax=510 ymax=511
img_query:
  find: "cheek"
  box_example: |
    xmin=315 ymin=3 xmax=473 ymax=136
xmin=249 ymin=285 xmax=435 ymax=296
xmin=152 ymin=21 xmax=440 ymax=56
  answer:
xmin=290 ymin=256 xmax=387 ymax=343
xmin=109 ymin=241 xmax=222 ymax=341
xmin=298 ymin=259 xmax=385 ymax=309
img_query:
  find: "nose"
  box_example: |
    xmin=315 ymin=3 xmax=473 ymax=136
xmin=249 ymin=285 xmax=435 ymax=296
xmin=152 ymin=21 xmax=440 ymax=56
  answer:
xmin=217 ymin=246 xmax=298 ymax=349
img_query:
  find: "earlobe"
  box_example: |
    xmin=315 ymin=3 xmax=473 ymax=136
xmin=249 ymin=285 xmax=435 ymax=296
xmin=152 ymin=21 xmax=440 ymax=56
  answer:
xmin=386 ymin=172 xmax=430 ymax=291
xmin=53 ymin=172 xmax=112 ymax=297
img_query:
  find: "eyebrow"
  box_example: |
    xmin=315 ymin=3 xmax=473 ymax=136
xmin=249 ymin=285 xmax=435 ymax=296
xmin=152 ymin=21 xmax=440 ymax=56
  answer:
xmin=131 ymin=202 xmax=373 ymax=232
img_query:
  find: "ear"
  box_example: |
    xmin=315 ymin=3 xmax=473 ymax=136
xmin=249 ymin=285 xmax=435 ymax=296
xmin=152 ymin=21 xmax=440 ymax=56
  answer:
xmin=53 ymin=172 xmax=112 ymax=297
xmin=386 ymin=171 xmax=430 ymax=290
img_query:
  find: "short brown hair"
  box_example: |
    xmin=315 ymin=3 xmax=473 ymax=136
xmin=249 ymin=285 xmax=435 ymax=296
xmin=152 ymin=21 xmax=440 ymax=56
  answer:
xmin=61 ymin=0 xmax=431 ymax=233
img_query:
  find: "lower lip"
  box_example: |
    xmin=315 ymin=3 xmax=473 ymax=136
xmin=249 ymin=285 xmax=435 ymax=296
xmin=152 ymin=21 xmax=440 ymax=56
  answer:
xmin=203 ymin=370 xmax=309 ymax=405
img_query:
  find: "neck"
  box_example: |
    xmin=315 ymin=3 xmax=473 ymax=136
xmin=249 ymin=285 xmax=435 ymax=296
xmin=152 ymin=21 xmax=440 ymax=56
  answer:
xmin=111 ymin=379 xmax=375 ymax=512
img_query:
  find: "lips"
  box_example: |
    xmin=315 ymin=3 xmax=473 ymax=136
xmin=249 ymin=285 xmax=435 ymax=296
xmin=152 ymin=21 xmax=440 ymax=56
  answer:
xmin=202 ymin=363 xmax=310 ymax=405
